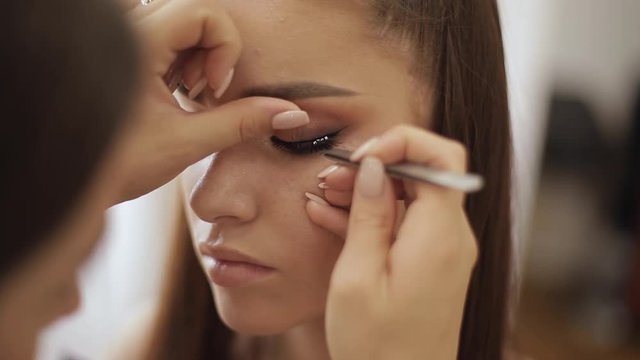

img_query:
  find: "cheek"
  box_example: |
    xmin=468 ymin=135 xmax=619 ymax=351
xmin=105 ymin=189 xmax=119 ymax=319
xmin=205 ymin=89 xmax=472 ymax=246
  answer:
xmin=266 ymin=156 xmax=344 ymax=270
xmin=251 ymin=157 xmax=344 ymax=322
xmin=248 ymin=154 xmax=344 ymax=303
xmin=197 ymin=153 xmax=344 ymax=333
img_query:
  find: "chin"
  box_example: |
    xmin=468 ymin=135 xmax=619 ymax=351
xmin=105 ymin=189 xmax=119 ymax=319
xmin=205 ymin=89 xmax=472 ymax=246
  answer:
xmin=213 ymin=290 xmax=317 ymax=335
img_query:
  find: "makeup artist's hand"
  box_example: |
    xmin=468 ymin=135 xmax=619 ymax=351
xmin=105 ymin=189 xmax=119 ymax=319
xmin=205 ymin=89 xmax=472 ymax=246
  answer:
xmin=307 ymin=125 xmax=477 ymax=360
xmin=113 ymin=0 xmax=308 ymax=202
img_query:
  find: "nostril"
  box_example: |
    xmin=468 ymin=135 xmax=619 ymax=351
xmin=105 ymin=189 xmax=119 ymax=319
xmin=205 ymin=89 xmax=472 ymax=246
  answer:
xmin=183 ymin=149 xmax=260 ymax=225
xmin=189 ymin=184 xmax=258 ymax=225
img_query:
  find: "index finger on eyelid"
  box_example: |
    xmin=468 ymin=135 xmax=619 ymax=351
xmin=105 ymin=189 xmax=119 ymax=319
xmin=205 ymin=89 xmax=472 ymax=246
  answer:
xmin=182 ymin=97 xmax=301 ymax=159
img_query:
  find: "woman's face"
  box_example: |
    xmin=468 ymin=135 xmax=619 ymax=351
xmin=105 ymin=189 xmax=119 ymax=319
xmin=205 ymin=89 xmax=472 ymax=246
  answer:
xmin=182 ymin=0 xmax=430 ymax=335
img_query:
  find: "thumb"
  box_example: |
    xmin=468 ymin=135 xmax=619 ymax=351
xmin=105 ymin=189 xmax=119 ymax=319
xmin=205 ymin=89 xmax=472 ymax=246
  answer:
xmin=333 ymin=156 xmax=397 ymax=285
xmin=178 ymin=96 xmax=309 ymax=162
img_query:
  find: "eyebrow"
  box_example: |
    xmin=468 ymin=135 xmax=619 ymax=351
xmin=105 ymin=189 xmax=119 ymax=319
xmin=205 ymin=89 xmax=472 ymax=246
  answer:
xmin=240 ymin=81 xmax=358 ymax=101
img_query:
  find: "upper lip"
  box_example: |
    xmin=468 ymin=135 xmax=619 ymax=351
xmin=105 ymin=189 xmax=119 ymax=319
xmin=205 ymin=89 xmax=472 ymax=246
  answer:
xmin=199 ymin=243 xmax=273 ymax=269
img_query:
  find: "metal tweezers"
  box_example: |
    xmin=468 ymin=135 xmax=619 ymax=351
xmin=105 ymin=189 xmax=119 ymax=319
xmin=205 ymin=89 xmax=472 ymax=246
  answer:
xmin=323 ymin=149 xmax=484 ymax=193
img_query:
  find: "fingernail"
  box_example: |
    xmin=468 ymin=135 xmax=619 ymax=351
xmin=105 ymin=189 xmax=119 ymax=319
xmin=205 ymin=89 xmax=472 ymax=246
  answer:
xmin=188 ymin=78 xmax=208 ymax=100
xmin=318 ymin=182 xmax=330 ymax=190
xmin=305 ymin=192 xmax=329 ymax=206
xmin=350 ymin=137 xmax=379 ymax=162
xmin=357 ymin=157 xmax=385 ymax=198
xmin=167 ymin=75 xmax=181 ymax=93
xmin=317 ymin=165 xmax=339 ymax=179
xmin=272 ymin=110 xmax=310 ymax=130
xmin=214 ymin=68 xmax=235 ymax=99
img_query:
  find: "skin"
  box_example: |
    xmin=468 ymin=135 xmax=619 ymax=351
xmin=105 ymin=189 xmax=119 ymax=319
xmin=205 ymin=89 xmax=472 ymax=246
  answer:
xmin=180 ymin=0 xmax=454 ymax=358
xmin=120 ymin=0 xmax=308 ymax=203
xmin=0 ymin=0 xmax=307 ymax=357
xmin=0 ymin=0 xmax=477 ymax=358
xmin=317 ymin=128 xmax=477 ymax=360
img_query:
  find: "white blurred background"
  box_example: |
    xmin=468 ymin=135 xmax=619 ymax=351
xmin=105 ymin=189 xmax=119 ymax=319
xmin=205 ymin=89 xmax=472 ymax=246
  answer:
xmin=37 ymin=1 xmax=640 ymax=359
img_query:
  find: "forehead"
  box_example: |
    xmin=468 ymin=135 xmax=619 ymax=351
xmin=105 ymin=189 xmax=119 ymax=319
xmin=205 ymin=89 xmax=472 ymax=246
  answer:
xmin=221 ymin=0 xmax=413 ymax=96
xmin=222 ymin=0 xmax=374 ymax=52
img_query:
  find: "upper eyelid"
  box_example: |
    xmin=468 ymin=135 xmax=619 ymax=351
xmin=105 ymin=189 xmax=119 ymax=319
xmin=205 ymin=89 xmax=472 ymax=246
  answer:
xmin=270 ymin=133 xmax=339 ymax=155
xmin=273 ymin=129 xmax=342 ymax=143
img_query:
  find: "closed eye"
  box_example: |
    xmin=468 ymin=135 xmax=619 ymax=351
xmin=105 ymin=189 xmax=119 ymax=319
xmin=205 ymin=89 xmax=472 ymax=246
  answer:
xmin=270 ymin=131 xmax=341 ymax=155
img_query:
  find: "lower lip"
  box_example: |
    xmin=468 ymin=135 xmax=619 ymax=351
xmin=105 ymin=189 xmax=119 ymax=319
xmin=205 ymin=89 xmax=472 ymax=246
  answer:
xmin=207 ymin=259 xmax=275 ymax=288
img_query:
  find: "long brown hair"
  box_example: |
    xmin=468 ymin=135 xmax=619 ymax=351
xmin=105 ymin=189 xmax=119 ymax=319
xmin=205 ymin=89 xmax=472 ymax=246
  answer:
xmin=146 ymin=1 xmax=512 ymax=358
xmin=0 ymin=0 xmax=139 ymax=279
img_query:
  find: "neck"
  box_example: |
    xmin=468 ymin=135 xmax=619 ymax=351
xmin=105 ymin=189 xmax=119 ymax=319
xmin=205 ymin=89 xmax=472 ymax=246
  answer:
xmin=268 ymin=317 xmax=331 ymax=360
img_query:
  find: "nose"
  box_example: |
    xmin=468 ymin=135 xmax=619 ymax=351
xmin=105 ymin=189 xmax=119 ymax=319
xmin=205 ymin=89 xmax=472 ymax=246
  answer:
xmin=189 ymin=147 xmax=260 ymax=225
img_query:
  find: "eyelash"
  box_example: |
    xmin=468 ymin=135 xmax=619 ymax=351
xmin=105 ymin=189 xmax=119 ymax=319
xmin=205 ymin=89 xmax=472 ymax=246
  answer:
xmin=270 ymin=131 xmax=342 ymax=155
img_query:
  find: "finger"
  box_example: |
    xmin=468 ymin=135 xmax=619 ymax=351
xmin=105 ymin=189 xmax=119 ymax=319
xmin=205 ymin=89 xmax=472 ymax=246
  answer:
xmin=201 ymin=10 xmax=241 ymax=97
xmin=137 ymin=0 xmax=242 ymax=92
xmin=305 ymin=200 xmax=349 ymax=239
xmin=391 ymin=200 xmax=477 ymax=290
xmin=318 ymin=196 xmax=405 ymax=237
xmin=351 ymin=125 xmax=468 ymax=203
xmin=352 ymin=125 xmax=468 ymax=173
xmin=323 ymin=166 xmax=357 ymax=192
xmin=333 ymin=157 xmax=397 ymax=285
xmin=177 ymin=97 xmax=309 ymax=163
xmin=323 ymin=168 xmax=405 ymax=199
xmin=323 ymin=189 xmax=353 ymax=208
xmin=182 ymin=50 xmax=207 ymax=91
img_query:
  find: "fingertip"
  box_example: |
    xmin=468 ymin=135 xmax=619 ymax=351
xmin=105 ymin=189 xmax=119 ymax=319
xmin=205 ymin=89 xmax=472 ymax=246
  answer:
xmin=305 ymin=200 xmax=348 ymax=239
xmin=325 ymin=166 xmax=357 ymax=191
xmin=305 ymin=199 xmax=329 ymax=226
xmin=272 ymin=110 xmax=310 ymax=130
xmin=204 ymin=44 xmax=239 ymax=98
xmin=182 ymin=50 xmax=207 ymax=90
xmin=354 ymin=157 xmax=385 ymax=198
xmin=347 ymin=156 xmax=397 ymax=238
xmin=350 ymin=137 xmax=380 ymax=162
xmin=213 ymin=68 xmax=235 ymax=99
xmin=188 ymin=78 xmax=208 ymax=100
xmin=317 ymin=164 xmax=340 ymax=179
xmin=305 ymin=192 xmax=330 ymax=207
xmin=305 ymin=199 xmax=323 ymax=217
xmin=241 ymin=96 xmax=301 ymax=113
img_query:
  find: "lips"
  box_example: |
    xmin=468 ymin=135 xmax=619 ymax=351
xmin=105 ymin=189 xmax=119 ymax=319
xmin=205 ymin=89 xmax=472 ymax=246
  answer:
xmin=199 ymin=242 xmax=275 ymax=288
xmin=199 ymin=243 xmax=271 ymax=267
